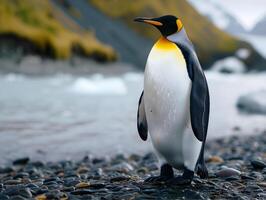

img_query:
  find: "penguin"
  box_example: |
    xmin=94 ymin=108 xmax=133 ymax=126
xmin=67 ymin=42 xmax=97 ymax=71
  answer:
xmin=135 ymin=15 xmax=210 ymax=185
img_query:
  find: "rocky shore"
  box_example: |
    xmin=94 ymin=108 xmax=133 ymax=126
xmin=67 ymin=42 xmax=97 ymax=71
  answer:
xmin=0 ymin=132 xmax=265 ymax=200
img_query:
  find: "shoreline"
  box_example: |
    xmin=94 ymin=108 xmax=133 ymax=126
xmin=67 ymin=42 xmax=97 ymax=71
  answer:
xmin=0 ymin=132 xmax=265 ymax=199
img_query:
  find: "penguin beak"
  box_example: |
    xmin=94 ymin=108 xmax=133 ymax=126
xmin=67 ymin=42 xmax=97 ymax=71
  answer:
xmin=134 ymin=17 xmax=163 ymax=26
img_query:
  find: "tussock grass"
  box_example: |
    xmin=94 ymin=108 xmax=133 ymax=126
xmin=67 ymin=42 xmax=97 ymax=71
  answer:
xmin=90 ymin=0 xmax=242 ymax=65
xmin=0 ymin=0 xmax=116 ymax=61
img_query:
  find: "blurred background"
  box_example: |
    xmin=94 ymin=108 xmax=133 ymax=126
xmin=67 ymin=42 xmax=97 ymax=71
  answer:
xmin=0 ymin=0 xmax=266 ymax=165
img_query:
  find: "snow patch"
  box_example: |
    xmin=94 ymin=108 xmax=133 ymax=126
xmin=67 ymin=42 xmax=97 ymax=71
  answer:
xmin=211 ymin=57 xmax=246 ymax=73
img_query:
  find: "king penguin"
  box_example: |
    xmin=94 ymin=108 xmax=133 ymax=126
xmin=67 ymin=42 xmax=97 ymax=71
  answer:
xmin=135 ymin=15 xmax=210 ymax=185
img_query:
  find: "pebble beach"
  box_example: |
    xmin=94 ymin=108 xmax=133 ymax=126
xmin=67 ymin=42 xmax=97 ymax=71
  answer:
xmin=0 ymin=132 xmax=265 ymax=200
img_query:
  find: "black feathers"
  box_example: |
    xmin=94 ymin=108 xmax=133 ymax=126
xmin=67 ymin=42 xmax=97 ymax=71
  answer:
xmin=137 ymin=91 xmax=148 ymax=141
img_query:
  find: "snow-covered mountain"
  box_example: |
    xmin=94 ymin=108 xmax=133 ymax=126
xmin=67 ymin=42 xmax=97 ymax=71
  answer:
xmin=251 ymin=15 xmax=266 ymax=35
xmin=188 ymin=0 xmax=247 ymax=34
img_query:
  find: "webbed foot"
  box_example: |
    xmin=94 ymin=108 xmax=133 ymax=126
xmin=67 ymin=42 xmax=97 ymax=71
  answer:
xmin=145 ymin=163 xmax=174 ymax=183
xmin=167 ymin=168 xmax=194 ymax=185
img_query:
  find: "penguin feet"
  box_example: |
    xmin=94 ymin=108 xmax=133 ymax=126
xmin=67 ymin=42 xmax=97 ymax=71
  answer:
xmin=167 ymin=168 xmax=194 ymax=185
xmin=196 ymin=163 xmax=208 ymax=179
xmin=145 ymin=163 xmax=174 ymax=183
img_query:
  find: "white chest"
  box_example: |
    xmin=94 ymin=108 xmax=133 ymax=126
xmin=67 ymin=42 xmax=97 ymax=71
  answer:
xmin=143 ymin=38 xmax=192 ymax=166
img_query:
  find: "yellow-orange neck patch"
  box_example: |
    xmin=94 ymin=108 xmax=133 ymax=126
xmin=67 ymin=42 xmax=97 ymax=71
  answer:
xmin=154 ymin=37 xmax=177 ymax=51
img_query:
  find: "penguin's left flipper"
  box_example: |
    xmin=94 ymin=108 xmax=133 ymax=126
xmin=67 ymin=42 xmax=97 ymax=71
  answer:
xmin=137 ymin=91 xmax=148 ymax=141
xmin=177 ymin=45 xmax=210 ymax=178
xmin=185 ymin=52 xmax=210 ymax=143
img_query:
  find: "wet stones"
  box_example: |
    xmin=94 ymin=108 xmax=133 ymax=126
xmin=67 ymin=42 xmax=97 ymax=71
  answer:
xmin=0 ymin=132 xmax=265 ymax=199
xmin=251 ymin=159 xmax=266 ymax=170
xmin=13 ymin=157 xmax=30 ymax=166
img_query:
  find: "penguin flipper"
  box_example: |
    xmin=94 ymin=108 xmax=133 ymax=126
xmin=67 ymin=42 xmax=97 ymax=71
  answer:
xmin=137 ymin=91 xmax=148 ymax=141
xmin=186 ymin=52 xmax=210 ymax=142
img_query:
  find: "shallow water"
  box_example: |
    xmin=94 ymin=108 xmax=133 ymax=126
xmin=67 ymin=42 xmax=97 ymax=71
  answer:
xmin=0 ymin=71 xmax=265 ymax=165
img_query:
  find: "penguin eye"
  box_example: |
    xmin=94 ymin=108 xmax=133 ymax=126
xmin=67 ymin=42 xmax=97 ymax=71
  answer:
xmin=176 ymin=19 xmax=183 ymax=32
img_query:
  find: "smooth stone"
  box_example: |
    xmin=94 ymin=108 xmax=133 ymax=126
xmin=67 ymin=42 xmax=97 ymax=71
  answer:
xmin=89 ymin=183 xmax=106 ymax=189
xmin=71 ymin=189 xmax=93 ymax=195
xmin=4 ymin=180 xmax=22 ymax=185
xmin=0 ymin=194 xmax=9 ymax=200
xmin=257 ymin=182 xmax=266 ymax=187
xmin=35 ymin=194 xmax=47 ymax=200
xmin=76 ymin=167 xmax=89 ymax=174
xmin=30 ymin=161 xmax=45 ymax=168
xmin=13 ymin=173 xmax=29 ymax=179
xmin=128 ymin=154 xmax=141 ymax=162
xmin=109 ymin=162 xmax=134 ymax=173
xmin=75 ymin=182 xmax=90 ymax=189
xmin=4 ymin=187 xmax=32 ymax=198
xmin=241 ymin=174 xmax=255 ymax=180
xmin=207 ymin=156 xmax=224 ymax=163
xmin=216 ymin=167 xmax=241 ymax=178
xmin=13 ymin=158 xmax=29 ymax=165
xmin=43 ymin=177 xmax=60 ymax=183
xmin=9 ymin=196 xmax=26 ymax=200
xmin=251 ymin=159 xmax=266 ymax=169
xmin=61 ymin=186 xmax=75 ymax=192
xmin=0 ymin=167 xmax=14 ymax=174
xmin=257 ymin=193 xmax=266 ymax=198
xmin=25 ymin=183 xmax=39 ymax=189
xmin=63 ymin=179 xmax=80 ymax=187
xmin=110 ymin=176 xmax=130 ymax=182
xmin=184 ymin=189 xmax=205 ymax=200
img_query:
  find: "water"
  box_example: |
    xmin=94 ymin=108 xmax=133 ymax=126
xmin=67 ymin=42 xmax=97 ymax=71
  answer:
xmin=0 ymin=71 xmax=266 ymax=165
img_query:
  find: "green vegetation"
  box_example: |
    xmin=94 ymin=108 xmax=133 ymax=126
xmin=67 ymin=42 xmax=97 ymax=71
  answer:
xmin=89 ymin=0 xmax=252 ymax=66
xmin=0 ymin=0 xmax=117 ymax=61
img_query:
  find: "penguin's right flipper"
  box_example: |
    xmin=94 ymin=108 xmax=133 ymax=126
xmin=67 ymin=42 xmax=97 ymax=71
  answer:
xmin=137 ymin=91 xmax=148 ymax=141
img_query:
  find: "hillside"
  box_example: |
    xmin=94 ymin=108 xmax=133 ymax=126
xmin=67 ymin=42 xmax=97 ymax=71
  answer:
xmin=89 ymin=0 xmax=265 ymax=69
xmin=0 ymin=0 xmax=116 ymax=62
xmin=251 ymin=16 xmax=266 ymax=35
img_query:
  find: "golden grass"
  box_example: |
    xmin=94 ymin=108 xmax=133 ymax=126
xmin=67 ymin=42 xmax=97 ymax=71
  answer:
xmin=90 ymin=0 xmax=241 ymax=64
xmin=0 ymin=0 xmax=116 ymax=61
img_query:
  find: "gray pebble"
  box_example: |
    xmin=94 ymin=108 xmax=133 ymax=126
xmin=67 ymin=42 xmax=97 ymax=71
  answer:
xmin=13 ymin=158 xmax=29 ymax=165
xmin=216 ymin=167 xmax=241 ymax=178
xmin=251 ymin=159 xmax=266 ymax=169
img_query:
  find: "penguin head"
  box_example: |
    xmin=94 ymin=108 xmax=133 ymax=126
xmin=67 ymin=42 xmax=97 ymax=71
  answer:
xmin=134 ymin=15 xmax=183 ymax=37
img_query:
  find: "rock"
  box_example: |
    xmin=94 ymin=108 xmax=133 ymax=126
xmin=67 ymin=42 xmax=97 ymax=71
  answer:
xmin=77 ymin=166 xmax=89 ymax=174
xmin=251 ymin=159 xmax=266 ymax=169
xmin=184 ymin=189 xmax=205 ymax=200
xmin=13 ymin=157 xmax=29 ymax=165
xmin=257 ymin=182 xmax=266 ymax=187
xmin=13 ymin=172 xmax=29 ymax=179
xmin=35 ymin=194 xmax=47 ymax=200
xmin=0 ymin=194 xmax=9 ymax=200
xmin=75 ymin=182 xmax=90 ymax=189
xmin=257 ymin=193 xmax=266 ymax=198
xmin=216 ymin=167 xmax=241 ymax=178
xmin=71 ymin=189 xmax=93 ymax=195
xmin=0 ymin=167 xmax=14 ymax=174
xmin=4 ymin=180 xmax=22 ymax=185
xmin=237 ymin=90 xmax=266 ymax=115
xmin=9 ymin=196 xmax=26 ymax=200
xmin=110 ymin=176 xmax=130 ymax=182
xmin=89 ymin=183 xmax=106 ymax=189
xmin=207 ymin=156 xmax=224 ymax=163
xmin=109 ymin=162 xmax=134 ymax=173
xmin=4 ymin=186 xmax=32 ymax=198
xmin=62 ymin=186 xmax=75 ymax=192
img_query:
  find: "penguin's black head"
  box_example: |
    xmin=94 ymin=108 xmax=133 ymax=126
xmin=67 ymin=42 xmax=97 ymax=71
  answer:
xmin=134 ymin=15 xmax=183 ymax=37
